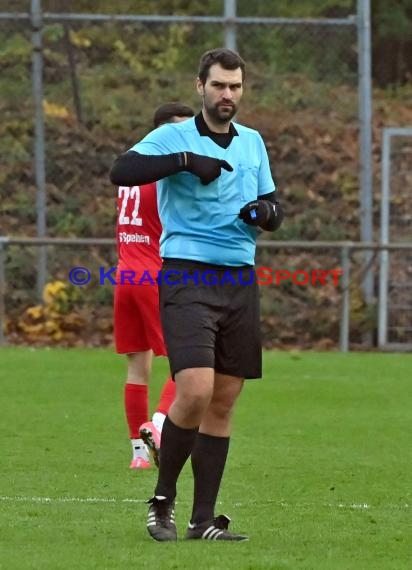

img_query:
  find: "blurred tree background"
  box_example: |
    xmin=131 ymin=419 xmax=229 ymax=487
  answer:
xmin=0 ymin=0 xmax=411 ymax=347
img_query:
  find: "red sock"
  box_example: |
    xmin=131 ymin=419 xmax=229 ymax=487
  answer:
xmin=155 ymin=377 xmax=176 ymax=415
xmin=124 ymin=383 xmax=148 ymax=439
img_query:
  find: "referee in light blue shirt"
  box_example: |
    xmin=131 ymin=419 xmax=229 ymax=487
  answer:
xmin=110 ymin=47 xmax=284 ymax=543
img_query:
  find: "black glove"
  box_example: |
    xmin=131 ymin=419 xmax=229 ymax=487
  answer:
xmin=185 ymin=152 xmax=233 ymax=185
xmin=238 ymin=200 xmax=272 ymax=226
xmin=238 ymin=199 xmax=284 ymax=231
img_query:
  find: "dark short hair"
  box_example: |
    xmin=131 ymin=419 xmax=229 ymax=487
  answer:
xmin=198 ymin=48 xmax=246 ymax=85
xmin=153 ymin=102 xmax=194 ymax=128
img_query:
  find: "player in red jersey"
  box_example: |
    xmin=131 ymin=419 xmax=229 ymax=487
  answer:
xmin=114 ymin=102 xmax=195 ymax=469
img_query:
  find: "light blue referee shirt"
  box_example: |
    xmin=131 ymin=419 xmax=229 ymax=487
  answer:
xmin=130 ymin=115 xmax=276 ymax=266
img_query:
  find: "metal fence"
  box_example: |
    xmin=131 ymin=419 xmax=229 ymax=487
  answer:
xmin=0 ymin=1 xmax=385 ymax=349
xmin=1 ymin=238 xmax=411 ymax=351
xmin=0 ymin=2 xmax=372 ymax=277
xmin=378 ymin=128 xmax=412 ymax=349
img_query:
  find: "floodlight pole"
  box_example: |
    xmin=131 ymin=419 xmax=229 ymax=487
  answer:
xmin=357 ymin=0 xmax=374 ymax=345
xmin=224 ymin=0 xmax=237 ymax=51
xmin=31 ymin=0 xmax=47 ymax=299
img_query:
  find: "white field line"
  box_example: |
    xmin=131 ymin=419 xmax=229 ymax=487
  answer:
xmin=0 ymin=495 xmax=409 ymax=510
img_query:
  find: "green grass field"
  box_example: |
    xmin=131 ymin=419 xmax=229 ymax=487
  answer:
xmin=1 ymin=348 xmax=411 ymax=569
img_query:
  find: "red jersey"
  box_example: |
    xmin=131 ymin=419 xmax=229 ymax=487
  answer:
xmin=116 ymin=183 xmax=162 ymax=283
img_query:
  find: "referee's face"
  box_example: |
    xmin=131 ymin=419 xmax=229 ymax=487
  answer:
xmin=197 ymin=63 xmax=243 ymax=129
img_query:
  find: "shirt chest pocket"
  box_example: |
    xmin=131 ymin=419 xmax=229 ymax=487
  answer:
xmin=177 ymin=171 xmax=220 ymax=202
xmin=238 ymin=164 xmax=259 ymax=203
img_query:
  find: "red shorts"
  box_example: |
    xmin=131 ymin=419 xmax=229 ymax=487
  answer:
xmin=113 ymin=283 xmax=167 ymax=356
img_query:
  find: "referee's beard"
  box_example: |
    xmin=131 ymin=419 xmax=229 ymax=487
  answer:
xmin=205 ymin=101 xmax=237 ymax=125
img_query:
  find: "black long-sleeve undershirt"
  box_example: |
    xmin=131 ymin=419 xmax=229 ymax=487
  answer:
xmin=110 ymin=150 xmax=184 ymax=186
xmin=110 ymin=151 xmax=283 ymax=231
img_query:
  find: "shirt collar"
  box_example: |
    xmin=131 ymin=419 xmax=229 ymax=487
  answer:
xmin=195 ymin=112 xmax=239 ymax=137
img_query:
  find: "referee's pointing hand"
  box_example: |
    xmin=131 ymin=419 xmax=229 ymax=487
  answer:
xmin=185 ymin=152 xmax=233 ymax=185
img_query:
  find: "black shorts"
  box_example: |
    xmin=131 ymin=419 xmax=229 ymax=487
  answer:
xmin=159 ymin=259 xmax=262 ymax=379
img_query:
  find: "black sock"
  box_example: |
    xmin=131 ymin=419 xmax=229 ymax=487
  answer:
xmin=154 ymin=415 xmax=198 ymax=501
xmin=190 ymin=433 xmax=230 ymax=524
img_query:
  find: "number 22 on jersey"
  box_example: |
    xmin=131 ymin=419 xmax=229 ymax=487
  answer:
xmin=118 ymin=186 xmax=142 ymax=226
